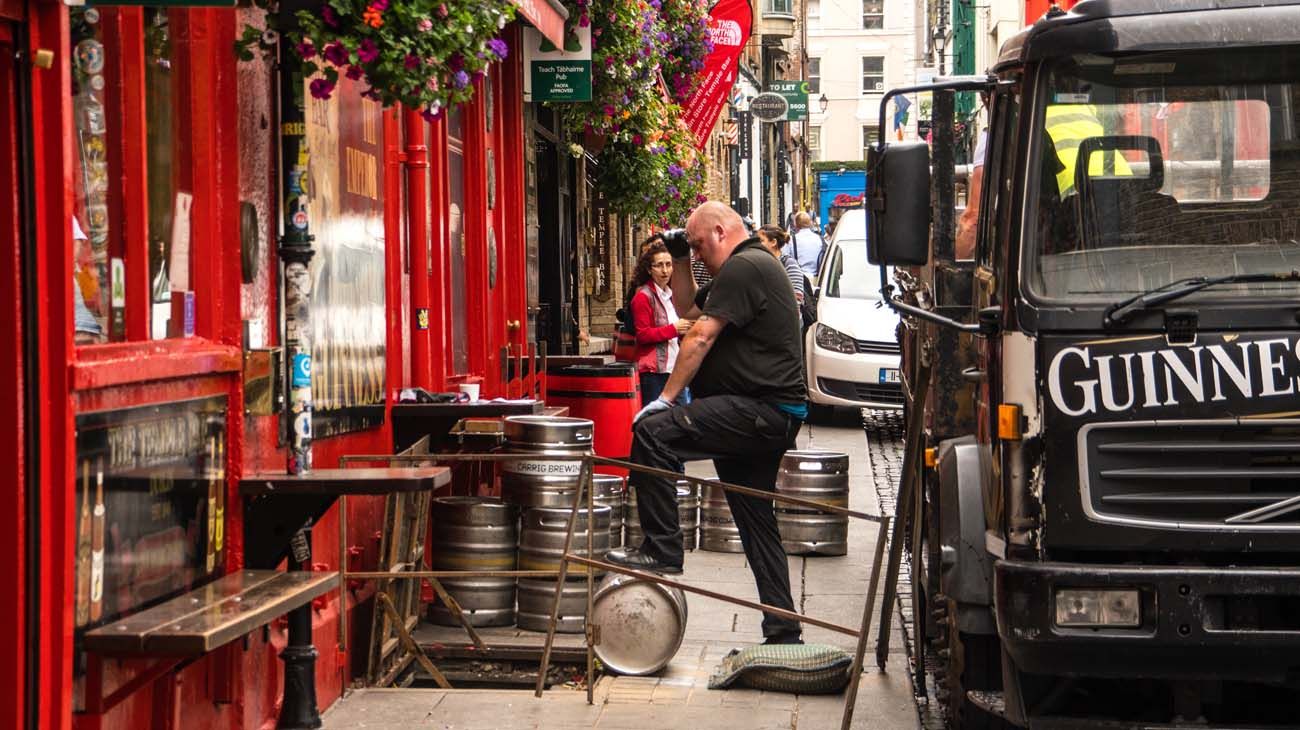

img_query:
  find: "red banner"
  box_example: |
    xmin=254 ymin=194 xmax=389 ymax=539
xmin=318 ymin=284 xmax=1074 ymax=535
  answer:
xmin=682 ymin=0 xmax=752 ymax=149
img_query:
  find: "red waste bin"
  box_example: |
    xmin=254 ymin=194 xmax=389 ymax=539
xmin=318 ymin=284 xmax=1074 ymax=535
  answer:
xmin=545 ymin=364 xmax=640 ymax=476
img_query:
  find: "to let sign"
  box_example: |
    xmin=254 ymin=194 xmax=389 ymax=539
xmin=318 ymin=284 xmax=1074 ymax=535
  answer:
xmin=767 ymin=80 xmax=809 ymax=121
xmin=524 ymin=25 xmax=592 ymax=103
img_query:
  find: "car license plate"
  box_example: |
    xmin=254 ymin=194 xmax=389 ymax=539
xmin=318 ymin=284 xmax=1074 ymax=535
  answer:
xmin=879 ymin=368 xmax=900 ymax=384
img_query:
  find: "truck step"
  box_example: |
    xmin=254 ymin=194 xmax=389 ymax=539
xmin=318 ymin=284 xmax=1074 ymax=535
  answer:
xmin=967 ymin=689 xmax=1008 ymax=718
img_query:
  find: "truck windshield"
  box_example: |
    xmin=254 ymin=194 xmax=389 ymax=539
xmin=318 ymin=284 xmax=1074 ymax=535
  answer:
xmin=1027 ymin=48 xmax=1300 ymax=304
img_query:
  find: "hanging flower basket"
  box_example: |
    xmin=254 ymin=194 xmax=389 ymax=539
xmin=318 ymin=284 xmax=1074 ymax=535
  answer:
xmin=239 ymin=0 xmax=516 ymax=116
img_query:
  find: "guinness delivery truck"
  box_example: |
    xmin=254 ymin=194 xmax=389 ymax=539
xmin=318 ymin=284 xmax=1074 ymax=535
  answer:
xmin=866 ymin=1 xmax=1300 ymax=727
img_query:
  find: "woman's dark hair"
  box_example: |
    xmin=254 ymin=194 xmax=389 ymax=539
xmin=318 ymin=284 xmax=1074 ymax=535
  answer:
xmin=759 ymin=225 xmax=790 ymax=249
xmin=626 ymin=242 xmax=671 ymax=304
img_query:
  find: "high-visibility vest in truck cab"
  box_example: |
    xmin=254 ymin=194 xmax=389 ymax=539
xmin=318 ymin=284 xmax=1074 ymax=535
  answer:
xmin=1045 ymin=104 xmax=1131 ymax=195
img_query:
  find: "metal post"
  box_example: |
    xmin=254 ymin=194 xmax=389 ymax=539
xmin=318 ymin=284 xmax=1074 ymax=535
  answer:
xmin=534 ymin=457 xmax=591 ymax=697
xmin=275 ymin=13 xmax=319 ymax=726
xmin=584 ymin=466 xmax=596 ymax=705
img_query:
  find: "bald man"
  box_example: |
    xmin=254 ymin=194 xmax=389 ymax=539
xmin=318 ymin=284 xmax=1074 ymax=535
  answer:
xmin=608 ymin=201 xmax=806 ymax=645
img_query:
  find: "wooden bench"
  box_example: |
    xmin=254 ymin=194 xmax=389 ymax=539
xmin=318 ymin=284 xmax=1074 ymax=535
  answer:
xmin=84 ymin=569 xmax=337 ymax=656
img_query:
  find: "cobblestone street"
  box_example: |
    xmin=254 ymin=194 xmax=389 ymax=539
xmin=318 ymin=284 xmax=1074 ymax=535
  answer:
xmin=322 ymin=413 xmax=923 ymax=729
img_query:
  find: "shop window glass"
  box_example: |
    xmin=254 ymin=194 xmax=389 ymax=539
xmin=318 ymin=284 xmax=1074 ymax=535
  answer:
xmin=447 ymin=108 xmax=469 ymax=375
xmin=69 ymin=7 xmax=195 ymax=345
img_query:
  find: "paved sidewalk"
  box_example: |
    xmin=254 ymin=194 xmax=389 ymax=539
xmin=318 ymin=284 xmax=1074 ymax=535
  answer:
xmin=322 ymin=420 xmax=920 ymax=730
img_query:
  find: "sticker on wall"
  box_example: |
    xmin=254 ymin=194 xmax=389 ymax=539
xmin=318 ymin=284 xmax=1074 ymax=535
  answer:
xmin=416 ymin=308 xmax=429 ymax=330
xmin=75 ymin=40 xmax=105 ymax=75
xmin=291 ymin=352 xmax=312 ymax=387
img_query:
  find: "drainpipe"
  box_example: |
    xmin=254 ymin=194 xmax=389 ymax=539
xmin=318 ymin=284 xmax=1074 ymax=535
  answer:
xmin=405 ymin=109 xmax=433 ymax=387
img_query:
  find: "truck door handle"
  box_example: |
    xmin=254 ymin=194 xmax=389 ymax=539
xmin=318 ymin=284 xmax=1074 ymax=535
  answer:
xmin=961 ymin=367 xmax=986 ymax=383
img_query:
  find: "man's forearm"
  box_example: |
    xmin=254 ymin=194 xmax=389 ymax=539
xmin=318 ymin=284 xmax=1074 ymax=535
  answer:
xmin=669 ymin=253 xmax=698 ymax=316
xmin=659 ymin=327 xmax=714 ymax=402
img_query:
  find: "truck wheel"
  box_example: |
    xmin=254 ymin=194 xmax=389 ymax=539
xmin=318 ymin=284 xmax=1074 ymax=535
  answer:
xmin=935 ymin=598 xmax=1012 ymax=730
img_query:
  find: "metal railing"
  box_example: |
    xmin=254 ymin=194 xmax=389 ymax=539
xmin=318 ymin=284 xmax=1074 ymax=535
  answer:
xmin=339 ymin=451 xmax=894 ymax=730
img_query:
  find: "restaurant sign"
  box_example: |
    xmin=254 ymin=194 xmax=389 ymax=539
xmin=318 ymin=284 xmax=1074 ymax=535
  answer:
xmin=73 ymin=396 xmax=227 ymax=638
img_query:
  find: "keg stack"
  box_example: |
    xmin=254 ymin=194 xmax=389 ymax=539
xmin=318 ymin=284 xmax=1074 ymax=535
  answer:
xmin=699 ymin=481 xmax=745 ymax=553
xmin=775 ymin=450 xmax=850 ymax=556
xmin=626 ymin=479 xmax=700 ymax=550
xmin=501 ymin=416 xmax=610 ymax=633
xmin=428 ymin=496 xmax=518 ymax=626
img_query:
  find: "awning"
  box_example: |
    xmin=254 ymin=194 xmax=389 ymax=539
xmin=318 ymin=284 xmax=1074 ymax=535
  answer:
xmin=513 ymin=0 xmax=568 ymax=49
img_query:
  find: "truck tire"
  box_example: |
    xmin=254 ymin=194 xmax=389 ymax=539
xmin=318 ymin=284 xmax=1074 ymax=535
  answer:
xmin=935 ymin=598 xmax=1013 ymax=730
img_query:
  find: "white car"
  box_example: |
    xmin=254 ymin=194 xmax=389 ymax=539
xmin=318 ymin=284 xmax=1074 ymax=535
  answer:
xmin=804 ymin=213 xmax=903 ymax=411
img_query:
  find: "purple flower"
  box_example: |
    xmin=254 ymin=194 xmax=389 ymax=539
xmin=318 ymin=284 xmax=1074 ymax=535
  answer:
xmin=323 ymin=42 xmax=349 ymax=67
xmin=657 ymin=203 xmax=670 ymax=213
xmin=667 ymin=185 xmax=680 ymax=198
xmin=452 ymin=70 xmax=470 ymax=88
xmin=370 ymin=0 xmax=388 ymax=10
xmin=295 ymin=41 xmax=316 ymax=59
xmin=667 ymin=163 xmax=684 ymax=178
xmin=357 ymin=38 xmax=379 ymax=63
xmin=322 ymin=5 xmax=339 ymax=26
xmin=487 ymin=38 xmax=509 ymax=59
xmin=309 ymin=78 xmax=336 ymax=99
xmin=657 ymin=31 xmax=669 ymax=42
xmin=345 ymin=65 xmax=364 ymax=80
xmin=603 ymin=104 xmax=615 ymax=116
xmin=578 ymin=12 xmax=590 ymax=27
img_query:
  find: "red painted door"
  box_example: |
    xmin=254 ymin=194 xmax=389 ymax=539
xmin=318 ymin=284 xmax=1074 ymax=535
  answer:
xmin=0 ymin=18 xmax=30 ymax=730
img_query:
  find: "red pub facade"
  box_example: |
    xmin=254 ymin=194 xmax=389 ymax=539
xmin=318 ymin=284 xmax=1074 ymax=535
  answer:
xmin=0 ymin=0 xmax=568 ymax=726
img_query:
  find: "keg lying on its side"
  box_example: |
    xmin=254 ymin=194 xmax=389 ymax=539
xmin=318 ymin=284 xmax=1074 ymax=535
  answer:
xmin=591 ymin=572 xmax=688 ymax=675
xmin=626 ymin=481 xmax=700 ymax=551
xmin=700 ymin=481 xmax=744 ymax=553
xmin=500 ymin=416 xmax=594 ymax=509
xmin=592 ymin=474 xmax=626 ymax=548
xmin=775 ymin=450 xmax=849 ymax=556
xmin=427 ymin=496 xmax=517 ymax=627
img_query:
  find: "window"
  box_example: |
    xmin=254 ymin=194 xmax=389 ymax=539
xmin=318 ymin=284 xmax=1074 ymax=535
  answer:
xmin=862 ymin=125 xmax=879 ymax=159
xmin=807 ymin=0 xmax=820 ymax=25
xmin=764 ymin=0 xmax=793 ymax=15
xmin=861 ymin=57 xmax=884 ymax=95
xmin=808 ymin=58 xmax=820 ymax=95
xmin=808 ymin=126 xmax=821 ymax=161
xmin=447 ymin=107 xmax=469 ymax=375
xmin=71 ymin=6 xmax=198 ymax=344
xmin=862 ymin=0 xmax=883 ymax=28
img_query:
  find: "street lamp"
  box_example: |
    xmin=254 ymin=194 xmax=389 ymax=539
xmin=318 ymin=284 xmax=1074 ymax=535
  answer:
xmin=933 ymin=24 xmax=949 ymax=75
xmin=818 ymin=93 xmax=829 ymax=114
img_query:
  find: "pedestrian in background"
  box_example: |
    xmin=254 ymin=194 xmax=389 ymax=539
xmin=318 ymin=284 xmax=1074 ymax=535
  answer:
xmin=790 ymin=211 xmax=824 ymax=277
xmin=608 ymin=201 xmax=806 ymax=645
xmin=757 ymin=225 xmax=805 ymax=304
xmin=627 ymin=242 xmax=693 ymax=406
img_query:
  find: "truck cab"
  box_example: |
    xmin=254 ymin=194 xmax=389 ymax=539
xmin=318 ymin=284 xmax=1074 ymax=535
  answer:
xmin=868 ymin=1 xmax=1300 ymax=726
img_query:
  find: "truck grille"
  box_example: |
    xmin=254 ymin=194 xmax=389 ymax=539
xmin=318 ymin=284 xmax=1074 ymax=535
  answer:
xmin=1079 ymin=419 xmax=1300 ymax=532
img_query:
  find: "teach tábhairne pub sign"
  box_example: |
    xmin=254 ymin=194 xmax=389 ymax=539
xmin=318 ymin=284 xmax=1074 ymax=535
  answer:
xmin=523 ymin=23 xmax=592 ymax=103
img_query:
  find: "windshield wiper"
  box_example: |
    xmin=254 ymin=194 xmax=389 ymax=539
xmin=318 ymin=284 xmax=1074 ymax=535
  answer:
xmin=1104 ymin=271 xmax=1300 ymax=327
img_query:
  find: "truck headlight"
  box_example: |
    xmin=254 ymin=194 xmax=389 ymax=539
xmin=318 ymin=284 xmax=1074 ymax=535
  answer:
xmin=814 ymin=324 xmax=856 ymax=354
xmin=1054 ymin=588 xmax=1141 ymax=628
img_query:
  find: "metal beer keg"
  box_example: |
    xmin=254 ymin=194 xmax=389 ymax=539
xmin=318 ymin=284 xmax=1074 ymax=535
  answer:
xmin=516 ymin=579 xmax=588 ymax=633
xmin=501 ymin=416 xmax=594 ymax=508
xmin=700 ymin=481 xmax=745 ymax=553
xmin=626 ymin=481 xmax=699 ymax=550
xmin=427 ymin=496 xmax=517 ymax=627
xmin=775 ymin=450 xmax=849 ymax=556
xmin=591 ymin=572 xmax=688 ymax=675
xmin=517 ymin=505 xmax=611 ymax=576
xmin=592 ymin=474 xmax=626 ymax=548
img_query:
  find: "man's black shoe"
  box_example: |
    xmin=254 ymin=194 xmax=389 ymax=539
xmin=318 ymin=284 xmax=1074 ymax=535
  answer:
xmin=604 ymin=547 xmax=683 ymax=575
xmin=762 ymin=632 xmax=804 ymax=645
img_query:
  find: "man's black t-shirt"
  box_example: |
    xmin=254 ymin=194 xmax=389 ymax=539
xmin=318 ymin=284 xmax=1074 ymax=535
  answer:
xmin=692 ymin=238 xmax=806 ymax=405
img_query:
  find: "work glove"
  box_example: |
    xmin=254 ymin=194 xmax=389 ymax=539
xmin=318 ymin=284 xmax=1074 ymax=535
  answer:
xmin=634 ymin=396 xmax=674 ymax=424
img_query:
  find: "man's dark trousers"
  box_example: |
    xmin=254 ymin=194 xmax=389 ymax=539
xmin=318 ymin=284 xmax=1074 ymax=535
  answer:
xmin=629 ymin=393 xmax=802 ymax=638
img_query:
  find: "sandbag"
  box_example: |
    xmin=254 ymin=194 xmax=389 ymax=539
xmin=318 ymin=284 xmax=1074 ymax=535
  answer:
xmin=707 ymin=643 xmax=854 ymax=694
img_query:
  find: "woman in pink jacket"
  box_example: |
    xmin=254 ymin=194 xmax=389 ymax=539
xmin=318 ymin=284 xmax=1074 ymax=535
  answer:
xmin=627 ymin=242 xmax=693 ymax=406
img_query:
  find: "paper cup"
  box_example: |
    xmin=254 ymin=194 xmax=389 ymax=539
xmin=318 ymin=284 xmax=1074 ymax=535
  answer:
xmin=459 ymin=383 xmax=480 ymax=402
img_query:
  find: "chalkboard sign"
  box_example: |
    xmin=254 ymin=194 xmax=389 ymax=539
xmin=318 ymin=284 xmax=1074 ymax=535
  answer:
xmin=72 ymin=396 xmax=227 ymax=637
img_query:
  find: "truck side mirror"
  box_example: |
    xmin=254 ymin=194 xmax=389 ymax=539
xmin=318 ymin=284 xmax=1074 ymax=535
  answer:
xmin=866 ymin=142 xmax=931 ymax=266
